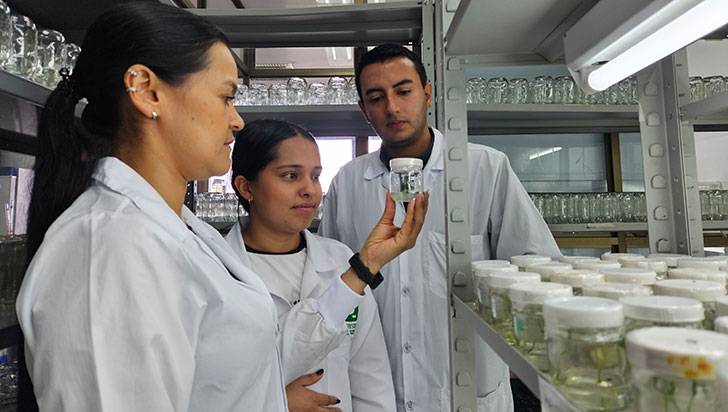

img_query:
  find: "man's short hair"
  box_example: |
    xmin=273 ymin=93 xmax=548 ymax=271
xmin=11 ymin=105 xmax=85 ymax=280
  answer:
xmin=354 ymin=43 xmax=428 ymax=101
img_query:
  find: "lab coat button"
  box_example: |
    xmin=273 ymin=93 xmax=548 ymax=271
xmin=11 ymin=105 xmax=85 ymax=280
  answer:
xmin=406 ymin=400 xmax=414 ymax=410
xmin=402 ymin=286 xmax=410 ymax=296
xmin=403 ymin=343 xmax=412 ymax=353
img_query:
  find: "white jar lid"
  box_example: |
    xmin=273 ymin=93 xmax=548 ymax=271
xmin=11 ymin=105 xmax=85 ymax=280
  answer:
xmin=575 ymin=260 xmax=622 ymax=271
xmin=678 ymin=257 xmax=724 ymax=271
xmin=619 ymin=296 xmax=704 ymax=323
xmin=717 ymin=296 xmax=728 ymax=317
xmin=549 ymin=270 xmax=605 ymax=288
xmin=509 ymin=282 xmax=573 ymax=311
xmin=602 ymin=252 xmax=643 ymax=262
xmin=472 ymin=259 xmax=510 ymax=268
xmin=648 ymin=253 xmax=691 ymax=267
xmin=582 ymin=282 xmax=654 ymax=300
xmin=510 ymin=255 xmax=551 ymax=268
xmin=626 ymin=327 xmax=728 ymax=380
xmin=716 ymin=317 xmax=728 ymax=334
xmin=544 ymin=296 xmax=624 ymax=333
xmin=473 ymin=264 xmax=518 ymax=278
xmin=601 ymin=268 xmax=658 ymax=285
xmin=389 ymin=157 xmax=423 ymax=171
xmin=485 ymin=272 xmax=541 ymax=289
xmin=668 ymin=268 xmax=728 ymax=285
xmin=654 ymin=279 xmax=727 ymax=302
xmin=526 ymin=262 xmax=573 ymax=280
xmin=619 ymin=257 xmax=669 ymax=273
xmin=558 ymin=256 xmax=601 ymax=265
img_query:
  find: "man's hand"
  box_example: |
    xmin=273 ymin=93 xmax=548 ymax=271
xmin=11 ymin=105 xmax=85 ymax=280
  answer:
xmin=286 ymin=370 xmax=341 ymax=412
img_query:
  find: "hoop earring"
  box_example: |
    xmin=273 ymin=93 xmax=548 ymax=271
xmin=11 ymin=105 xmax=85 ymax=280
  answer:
xmin=125 ymin=86 xmax=137 ymax=93
xmin=127 ymin=69 xmax=139 ymax=77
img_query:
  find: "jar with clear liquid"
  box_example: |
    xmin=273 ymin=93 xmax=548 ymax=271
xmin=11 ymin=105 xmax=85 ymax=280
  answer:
xmin=549 ymin=270 xmax=604 ymax=296
xmin=472 ymin=262 xmax=517 ymax=322
xmin=627 ymin=327 xmax=728 ymax=412
xmin=389 ymin=158 xmax=423 ymax=202
xmin=484 ymin=272 xmax=540 ymax=344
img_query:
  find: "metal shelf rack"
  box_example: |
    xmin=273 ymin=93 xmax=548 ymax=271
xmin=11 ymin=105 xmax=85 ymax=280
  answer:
xmin=237 ymin=104 xmax=372 ymax=137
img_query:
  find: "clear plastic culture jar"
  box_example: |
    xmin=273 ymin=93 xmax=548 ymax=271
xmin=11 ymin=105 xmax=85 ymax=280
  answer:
xmin=619 ymin=256 xmax=669 ymax=281
xmin=544 ymin=296 xmax=632 ymax=411
xmin=389 ymin=158 xmax=423 ymax=202
xmin=510 ymin=254 xmax=551 ymax=271
xmin=525 ymin=261 xmax=572 ymax=281
xmin=582 ymin=282 xmax=653 ymax=300
xmin=484 ymin=272 xmax=540 ymax=344
xmin=549 ymin=270 xmax=604 ymax=295
xmin=601 ymin=268 xmax=657 ymax=288
xmin=627 ymin=327 xmax=728 ymax=412
xmin=472 ymin=262 xmax=517 ymax=321
xmin=668 ymin=268 xmax=727 ymax=287
xmin=509 ymin=282 xmax=572 ymax=371
xmin=654 ymin=279 xmax=727 ymax=330
xmin=620 ymin=296 xmax=704 ymax=332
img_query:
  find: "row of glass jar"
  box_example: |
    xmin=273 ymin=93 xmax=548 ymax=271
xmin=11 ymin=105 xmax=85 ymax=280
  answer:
xmin=0 ymin=235 xmax=26 ymax=328
xmin=194 ymin=192 xmax=243 ymax=223
xmin=700 ymin=190 xmax=728 ymax=221
xmin=472 ymin=253 xmax=728 ymax=411
xmin=689 ymin=75 xmax=728 ymax=103
xmin=235 ymin=76 xmax=358 ymax=106
xmin=530 ymin=192 xmax=648 ymax=224
xmin=0 ymin=0 xmax=81 ymax=88
xmin=466 ymin=75 xmax=638 ymax=105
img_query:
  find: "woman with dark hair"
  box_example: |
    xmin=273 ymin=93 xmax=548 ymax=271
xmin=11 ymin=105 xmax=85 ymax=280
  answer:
xmin=227 ymin=120 xmax=421 ymax=412
xmin=15 ymin=3 xmax=427 ymax=411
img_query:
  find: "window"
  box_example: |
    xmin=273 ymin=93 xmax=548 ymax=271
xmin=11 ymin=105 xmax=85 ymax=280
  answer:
xmin=315 ymin=137 xmax=355 ymax=193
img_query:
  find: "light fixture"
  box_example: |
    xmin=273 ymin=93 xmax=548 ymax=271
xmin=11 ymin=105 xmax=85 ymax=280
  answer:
xmin=529 ymin=147 xmax=562 ymax=161
xmin=565 ymin=0 xmax=728 ymax=93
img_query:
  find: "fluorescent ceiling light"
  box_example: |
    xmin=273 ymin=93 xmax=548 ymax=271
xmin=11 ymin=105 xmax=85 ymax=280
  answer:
xmin=529 ymin=147 xmax=562 ymax=161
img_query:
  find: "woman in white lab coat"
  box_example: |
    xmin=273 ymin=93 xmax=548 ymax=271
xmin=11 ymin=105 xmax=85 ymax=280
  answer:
xmin=16 ymin=3 xmax=427 ymax=411
xmin=226 ymin=119 xmax=399 ymax=412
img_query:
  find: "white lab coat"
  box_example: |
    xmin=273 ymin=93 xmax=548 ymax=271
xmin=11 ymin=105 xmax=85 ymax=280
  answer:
xmin=320 ymin=128 xmax=560 ymax=412
xmin=225 ymin=222 xmax=397 ymax=412
xmin=16 ymin=157 xmax=287 ymax=411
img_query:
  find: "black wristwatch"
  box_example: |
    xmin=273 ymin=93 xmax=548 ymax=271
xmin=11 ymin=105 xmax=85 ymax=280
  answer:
xmin=349 ymin=253 xmax=384 ymax=290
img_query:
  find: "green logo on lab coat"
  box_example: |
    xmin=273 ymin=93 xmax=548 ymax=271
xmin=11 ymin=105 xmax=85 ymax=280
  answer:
xmin=345 ymin=307 xmax=358 ymax=336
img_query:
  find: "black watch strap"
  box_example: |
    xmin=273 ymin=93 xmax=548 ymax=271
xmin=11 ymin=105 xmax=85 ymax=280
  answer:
xmin=348 ymin=253 xmax=384 ymax=290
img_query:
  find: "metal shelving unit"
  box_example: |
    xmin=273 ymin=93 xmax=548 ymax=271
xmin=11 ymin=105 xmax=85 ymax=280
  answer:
xmin=237 ymin=104 xmax=372 ymax=136
xmin=0 ymin=71 xmax=51 ymax=107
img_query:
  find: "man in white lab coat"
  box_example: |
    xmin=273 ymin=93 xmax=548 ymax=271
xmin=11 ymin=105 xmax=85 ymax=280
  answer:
xmin=319 ymin=44 xmax=560 ymax=411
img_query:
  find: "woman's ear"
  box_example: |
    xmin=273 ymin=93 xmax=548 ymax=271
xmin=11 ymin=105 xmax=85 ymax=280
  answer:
xmin=233 ymin=175 xmax=253 ymax=203
xmin=123 ymin=64 xmax=162 ymax=121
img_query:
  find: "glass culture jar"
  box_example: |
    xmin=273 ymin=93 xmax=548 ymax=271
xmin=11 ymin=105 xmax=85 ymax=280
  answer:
xmin=543 ymin=297 xmax=632 ymax=411
xmin=601 ymin=252 xmax=643 ymax=262
xmin=620 ymin=256 xmax=669 ymax=281
xmin=525 ymin=261 xmax=572 ymax=282
xmin=654 ymin=279 xmax=727 ymax=330
xmin=717 ymin=296 xmax=728 ymax=317
xmin=583 ymin=282 xmax=653 ymax=300
xmin=549 ymin=270 xmax=605 ymax=296
xmin=510 ymin=254 xmax=551 ymax=271
xmin=626 ymin=327 xmax=728 ymax=412
xmin=389 ymin=158 xmax=423 ymax=202
xmin=509 ymin=282 xmax=573 ymax=371
xmin=601 ymin=268 xmax=657 ymax=288
xmin=620 ymin=296 xmax=704 ymax=332
xmin=472 ymin=262 xmax=517 ymax=321
xmin=649 ymin=253 xmax=691 ymax=268
xmin=575 ymin=260 xmax=621 ymax=272
xmin=668 ymin=268 xmax=727 ymax=287
xmin=484 ymin=272 xmax=540 ymax=344
xmin=715 ymin=316 xmax=728 ymax=334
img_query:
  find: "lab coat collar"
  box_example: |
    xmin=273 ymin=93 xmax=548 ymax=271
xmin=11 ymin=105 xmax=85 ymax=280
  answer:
xmin=362 ymin=127 xmax=445 ymax=182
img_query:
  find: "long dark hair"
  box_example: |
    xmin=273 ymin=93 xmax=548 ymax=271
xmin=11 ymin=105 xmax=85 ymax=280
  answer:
xmin=231 ymin=119 xmax=316 ymax=212
xmin=27 ymin=1 xmax=229 ymax=260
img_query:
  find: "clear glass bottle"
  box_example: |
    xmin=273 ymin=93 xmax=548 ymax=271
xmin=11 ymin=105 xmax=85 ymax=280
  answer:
xmin=509 ymin=282 xmax=572 ymax=371
xmin=544 ymin=297 xmax=632 ymax=411
xmin=601 ymin=268 xmax=657 ymax=288
xmin=715 ymin=316 xmax=728 ymax=334
xmin=620 ymin=256 xmax=669 ymax=281
xmin=484 ymin=272 xmax=540 ymax=344
xmin=525 ymin=261 xmax=572 ymax=282
xmin=549 ymin=270 xmax=604 ymax=296
xmin=389 ymin=158 xmax=423 ymax=202
xmin=654 ymin=279 xmax=727 ymax=330
xmin=510 ymin=254 xmax=551 ymax=272
xmin=620 ymin=296 xmax=704 ymax=332
xmin=668 ymin=268 xmax=727 ymax=288
xmin=582 ymin=282 xmax=654 ymax=300
xmin=472 ymin=262 xmax=517 ymax=322
xmin=627 ymin=327 xmax=728 ymax=412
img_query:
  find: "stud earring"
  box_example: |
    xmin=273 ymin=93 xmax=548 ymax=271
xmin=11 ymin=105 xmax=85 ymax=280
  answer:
xmin=125 ymin=86 xmax=137 ymax=93
xmin=151 ymin=111 xmax=158 ymax=120
xmin=127 ymin=69 xmax=139 ymax=77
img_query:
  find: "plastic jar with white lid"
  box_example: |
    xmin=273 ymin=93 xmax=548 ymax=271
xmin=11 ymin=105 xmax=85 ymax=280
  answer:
xmin=472 ymin=263 xmax=518 ymax=320
xmin=718 ymin=296 xmax=728 ymax=317
xmin=575 ymin=260 xmax=621 ymax=271
xmin=654 ymin=279 xmax=727 ymax=330
xmin=619 ymin=256 xmax=669 ymax=280
xmin=648 ymin=253 xmax=690 ymax=268
xmin=510 ymin=255 xmax=551 ymax=271
xmin=525 ymin=261 xmax=572 ymax=281
xmin=716 ymin=316 xmax=728 ymax=334
xmin=668 ymin=267 xmax=727 ymax=287
xmin=549 ymin=270 xmax=604 ymax=295
xmin=389 ymin=158 xmax=423 ymax=202
xmin=582 ymin=282 xmax=654 ymax=300
xmin=601 ymin=267 xmax=657 ymax=286
xmin=677 ymin=257 xmax=725 ymax=271
xmin=601 ymin=252 xmax=642 ymax=262
xmin=484 ymin=272 xmax=540 ymax=343
xmin=619 ymin=295 xmax=704 ymax=332
xmin=543 ymin=297 xmax=632 ymax=411
xmin=558 ymin=255 xmax=601 ymax=266
xmin=626 ymin=327 xmax=728 ymax=412
xmin=509 ymin=282 xmax=573 ymax=371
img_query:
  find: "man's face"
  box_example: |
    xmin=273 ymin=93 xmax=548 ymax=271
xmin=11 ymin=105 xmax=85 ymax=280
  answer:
xmin=357 ymin=57 xmax=432 ymax=150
